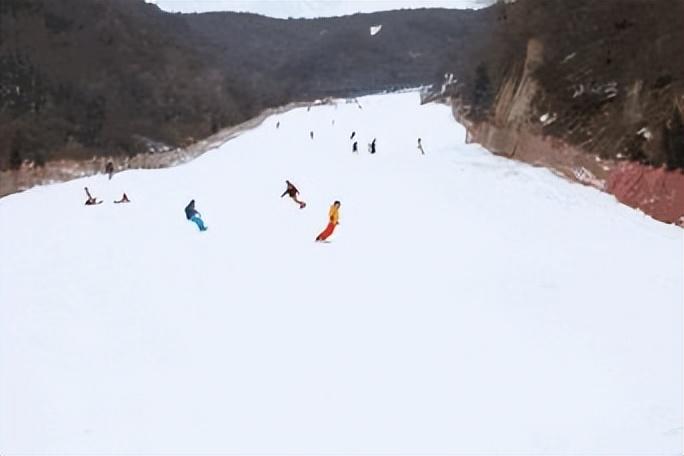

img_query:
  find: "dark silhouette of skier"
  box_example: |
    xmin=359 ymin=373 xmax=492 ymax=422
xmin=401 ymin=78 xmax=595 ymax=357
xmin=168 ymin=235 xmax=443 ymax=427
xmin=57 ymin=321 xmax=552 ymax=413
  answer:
xmin=417 ymin=138 xmax=425 ymax=155
xmin=281 ymin=180 xmax=306 ymax=209
xmin=276 ymin=121 xmax=280 ymax=129
xmin=310 ymin=131 xmax=314 ymax=140
xmin=105 ymin=161 xmax=114 ymax=180
xmin=114 ymin=193 xmax=130 ymax=204
xmin=350 ymin=131 xmax=356 ymax=140
xmin=352 ymin=141 xmax=358 ymax=153
xmin=369 ymin=138 xmax=376 ymax=154
xmin=185 ymin=200 xmax=207 ymax=231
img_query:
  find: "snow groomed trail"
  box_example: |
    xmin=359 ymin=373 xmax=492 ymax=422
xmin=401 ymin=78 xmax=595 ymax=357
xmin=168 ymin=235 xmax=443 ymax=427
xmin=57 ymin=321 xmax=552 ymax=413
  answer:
xmin=0 ymin=92 xmax=681 ymax=454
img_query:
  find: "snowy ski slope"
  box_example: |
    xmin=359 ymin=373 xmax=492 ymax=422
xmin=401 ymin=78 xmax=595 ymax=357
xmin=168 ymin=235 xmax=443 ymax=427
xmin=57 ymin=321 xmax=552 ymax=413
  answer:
xmin=0 ymin=92 xmax=681 ymax=454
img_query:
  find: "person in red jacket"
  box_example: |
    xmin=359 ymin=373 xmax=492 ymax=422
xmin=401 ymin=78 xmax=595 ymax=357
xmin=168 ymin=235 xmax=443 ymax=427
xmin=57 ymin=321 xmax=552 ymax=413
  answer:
xmin=281 ymin=180 xmax=306 ymax=209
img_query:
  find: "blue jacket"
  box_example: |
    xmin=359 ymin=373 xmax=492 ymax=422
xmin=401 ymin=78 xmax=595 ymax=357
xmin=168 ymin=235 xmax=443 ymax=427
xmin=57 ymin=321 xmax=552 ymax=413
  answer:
xmin=185 ymin=200 xmax=198 ymax=220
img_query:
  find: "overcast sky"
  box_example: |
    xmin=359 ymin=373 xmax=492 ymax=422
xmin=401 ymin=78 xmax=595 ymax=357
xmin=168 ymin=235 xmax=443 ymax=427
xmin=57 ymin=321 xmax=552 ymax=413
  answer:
xmin=149 ymin=0 xmax=493 ymax=18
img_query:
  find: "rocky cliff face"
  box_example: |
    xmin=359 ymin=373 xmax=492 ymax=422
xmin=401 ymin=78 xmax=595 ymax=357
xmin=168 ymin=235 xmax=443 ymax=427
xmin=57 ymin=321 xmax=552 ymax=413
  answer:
xmin=435 ymin=0 xmax=684 ymax=223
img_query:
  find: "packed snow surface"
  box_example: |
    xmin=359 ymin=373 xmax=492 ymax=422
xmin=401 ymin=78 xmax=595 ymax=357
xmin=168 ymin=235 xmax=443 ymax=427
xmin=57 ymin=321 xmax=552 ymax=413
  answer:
xmin=0 ymin=92 xmax=681 ymax=454
xmin=152 ymin=0 xmax=492 ymax=17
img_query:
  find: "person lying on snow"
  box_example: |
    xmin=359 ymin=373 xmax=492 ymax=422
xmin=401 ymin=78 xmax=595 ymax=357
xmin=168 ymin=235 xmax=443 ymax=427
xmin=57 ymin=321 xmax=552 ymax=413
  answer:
xmin=281 ymin=180 xmax=306 ymax=209
xmin=316 ymin=200 xmax=341 ymax=242
xmin=184 ymin=199 xmax=207 ymax=231
xmin=84 ymin=187 xmax=102 ymax=205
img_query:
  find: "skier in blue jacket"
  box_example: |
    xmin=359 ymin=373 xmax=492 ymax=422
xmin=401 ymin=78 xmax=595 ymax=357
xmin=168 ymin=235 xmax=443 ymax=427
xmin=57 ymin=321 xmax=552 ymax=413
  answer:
xmin=185 ymin=200 xmax=207 ymax=231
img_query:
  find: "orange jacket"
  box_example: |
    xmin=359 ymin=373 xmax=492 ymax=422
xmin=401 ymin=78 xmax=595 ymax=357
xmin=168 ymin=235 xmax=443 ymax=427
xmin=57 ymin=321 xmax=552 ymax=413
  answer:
xmin=329 ymin=204 xmax=340 ymax=225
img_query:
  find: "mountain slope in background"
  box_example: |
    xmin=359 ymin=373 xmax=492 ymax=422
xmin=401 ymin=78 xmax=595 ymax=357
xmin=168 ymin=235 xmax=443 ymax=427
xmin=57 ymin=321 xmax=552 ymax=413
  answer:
xmin=0 ymin=0 xmax=478 ymax=174
xmin=3 ymin=0 xmax=683 ymax=224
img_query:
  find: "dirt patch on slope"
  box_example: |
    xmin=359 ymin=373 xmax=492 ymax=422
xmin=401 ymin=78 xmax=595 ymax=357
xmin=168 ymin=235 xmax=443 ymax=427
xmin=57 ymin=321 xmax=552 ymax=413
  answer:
xmin=607 ymin=163 xmax=684 ymax=223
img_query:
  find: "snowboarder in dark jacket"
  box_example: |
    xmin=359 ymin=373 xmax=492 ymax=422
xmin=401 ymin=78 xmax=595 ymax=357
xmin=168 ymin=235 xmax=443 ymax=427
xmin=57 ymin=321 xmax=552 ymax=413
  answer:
xmin=185 ymin=200 xmax=207 ymax=231
xmin=281 ymin=180 xmax=306 ymax=209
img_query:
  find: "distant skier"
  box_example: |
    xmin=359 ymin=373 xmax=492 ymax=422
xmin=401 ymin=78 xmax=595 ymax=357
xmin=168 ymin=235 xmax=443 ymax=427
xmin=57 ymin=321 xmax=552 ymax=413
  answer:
xmin=315 ymin=201 xmax=341 ymax=242
xmin=352 ymin=141 xmax=358 ymax=153
xmin=369 ymin=138 xmax=376 ymax=154
xmin=114 ymin=193 xmax=130 ymax=204
xmin=276 ymin=121 xmax=280 ymax=129
xmin=281 ymin=180 xmax=306 ymax=209
xmin=350 ymin=131 xmax=356 ymax=140
xmin=184 ymin=200 xmax=207 ymax=231
xmin=84 ymin=187 xmax=102 ymax=205
xmin=310 ymin=131 xmax=314 ymax=140
xmin=417 ymin=138 xmax=425 ymax=155
xmin=105 ymin=161 xmax=114 ymax=180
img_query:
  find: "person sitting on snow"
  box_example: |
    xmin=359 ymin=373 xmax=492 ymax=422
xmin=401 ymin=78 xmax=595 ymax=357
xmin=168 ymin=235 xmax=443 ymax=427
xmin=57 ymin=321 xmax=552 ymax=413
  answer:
xmin=84 ymin=187 xmax=102 ymax=205
xmin=281 ymin=180 xmax=306 ymax=209
xmin=114 ymin=193 xmax=130 ymax=204
xmin=184 ymin=200 xmax=207 ymax=231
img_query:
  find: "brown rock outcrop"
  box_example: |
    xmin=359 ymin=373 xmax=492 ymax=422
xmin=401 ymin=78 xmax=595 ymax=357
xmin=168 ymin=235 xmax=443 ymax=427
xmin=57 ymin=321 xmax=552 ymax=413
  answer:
xmin=436 ymin=0 xmax=684 ymax=224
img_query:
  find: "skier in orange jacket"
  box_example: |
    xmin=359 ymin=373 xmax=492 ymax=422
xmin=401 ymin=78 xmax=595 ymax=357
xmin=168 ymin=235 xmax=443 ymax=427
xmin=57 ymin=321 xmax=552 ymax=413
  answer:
xmin=316 ymin=201 xmax=340 ymax=241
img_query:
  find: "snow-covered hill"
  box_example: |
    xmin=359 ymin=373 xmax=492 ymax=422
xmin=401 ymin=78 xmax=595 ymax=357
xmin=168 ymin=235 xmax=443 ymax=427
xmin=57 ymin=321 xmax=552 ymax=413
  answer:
xmin=0 ymin=92 xmax=681 ymax=454
xmin=152 ymin=0 xmax=493 ymax=17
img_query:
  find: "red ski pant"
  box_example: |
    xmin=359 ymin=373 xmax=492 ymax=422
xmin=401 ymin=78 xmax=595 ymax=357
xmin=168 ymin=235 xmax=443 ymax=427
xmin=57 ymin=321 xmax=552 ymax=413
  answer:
xmin=316 ymin=222 xmax=336 ymax=241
